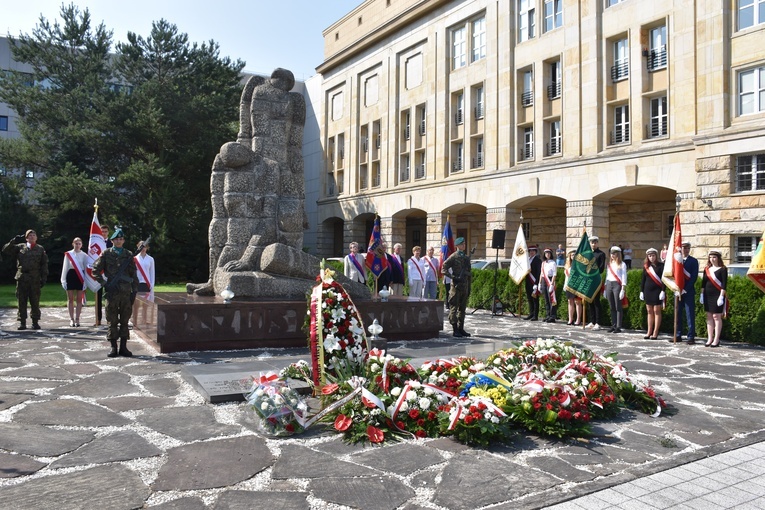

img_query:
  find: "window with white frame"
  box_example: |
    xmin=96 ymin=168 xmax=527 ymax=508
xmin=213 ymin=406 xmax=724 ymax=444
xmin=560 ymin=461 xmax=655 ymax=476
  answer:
xmin=647 ymin=25 xmax=667 ymax=71
xmin=521 ymin=70 xmax=534 ymax=106
xmin=474 ymin=86 xmax=484 ymax=119
xmin=738 ymin=0 xmax=765 ymax=31
xmin=735 ymin=235 xmax=759 ymax=262
xmin=455 ymin=92 xmax=464 ymax=125
xmin=403 ymin=112 xmax=411 ymax=140
xmin=472 ymin=17 xmax=486 ymax=62
xmin=738 ymin=66 xmax=765 ymax=116
xmin=649 ymin=96 xmax=668 ymax=138
xmin=400 ymin=154 xmax=410 ymax=182
xmin=547 ymin=60 xmax=561 ymax=100
xmin=519 ymin=0 xmax=535 ymax=42
xmin=418 ymin=104 xmax=426 ymax=135
xmin=453 ymin=142 xmax=464 ymax=172
xmin=544 ymin=0 xmax=563 ymax=33
xmin=416 ymin=152 xmax=426 ymax=179
xmin=735 ymin=153 xmax=765 ymax=192
xmin=547 ymin=121 xmax=561 ymax=155
xmin=522 ymin=127 xmax=534 ymax=160
xmin=612 ymin=38 xmax=629 ymax=81
xmin=607 ymin=0 xmax=626 ymax=6
xmin=612 ymin=104 xmax=630 ymax=144
xmin=473 ymin=137 xmax=484 ymax=168
xmin=452 ymin=27 xmax=466 ymax=69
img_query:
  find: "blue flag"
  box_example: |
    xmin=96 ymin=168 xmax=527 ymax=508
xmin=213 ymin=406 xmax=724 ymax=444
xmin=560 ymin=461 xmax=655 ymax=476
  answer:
xmin=440 ymin=214 xmax=455 ymax=275
xmin=365 ymin=216 xmax=388 ymax=278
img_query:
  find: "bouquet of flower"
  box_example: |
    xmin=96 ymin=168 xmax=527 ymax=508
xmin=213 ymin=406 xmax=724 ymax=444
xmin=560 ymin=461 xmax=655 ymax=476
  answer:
xmin=597 ymin=355 xmax=666 ymax=416
xmin=366 ymin=349 xmax=418 ymax=393
xmin=387 ymin=380 xmax=451 ymax=438
xmin=322 ymin=376 xmax=398 ymax=444
xmin=418 ymin=356 xmax=485 ymax=396
xmin=280 ymin=360 xmax=313 ymax=385
xmin=245 ymin=374 xmax=308 ymax=437
xmin=439 ymin=395 xmax=514 ymax=446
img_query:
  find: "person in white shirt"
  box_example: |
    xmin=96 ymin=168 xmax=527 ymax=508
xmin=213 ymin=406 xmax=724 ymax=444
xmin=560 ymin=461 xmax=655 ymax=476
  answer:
xmin=623 ymin=244 xmax=633 ymax=269
xmin=61 ymin=237 xmax=88 ymax=327
xmin=407 ymin=246 xmax=425 ymax=298
xmin=134 ymin=240 xmax=155 ymax=301
xmin=343 ymin=242 xmax=367 ymax=284
xmin=422 ymin=246 xmax=440 ymax=299
xmin=604 ymin=246 xmax=628 ymax=333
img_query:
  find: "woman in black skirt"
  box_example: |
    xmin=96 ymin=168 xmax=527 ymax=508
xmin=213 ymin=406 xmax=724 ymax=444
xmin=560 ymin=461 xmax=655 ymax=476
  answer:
xmin=60 ymin=237 xmax=88 ymax=327
xmin=700 ymin=250 xmax=727 ymax=347
xmin=640 ymin=248 xmax=665 ymax=339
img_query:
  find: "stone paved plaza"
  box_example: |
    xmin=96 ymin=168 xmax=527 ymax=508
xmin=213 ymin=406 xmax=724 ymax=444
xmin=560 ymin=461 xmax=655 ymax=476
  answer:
xmin=1 ymin=305 xmax=764 ymax=509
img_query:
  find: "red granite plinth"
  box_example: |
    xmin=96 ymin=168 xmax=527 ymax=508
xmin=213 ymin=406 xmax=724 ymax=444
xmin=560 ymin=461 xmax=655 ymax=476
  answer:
xmin=132 ymin=293 xmax=444 ymax=353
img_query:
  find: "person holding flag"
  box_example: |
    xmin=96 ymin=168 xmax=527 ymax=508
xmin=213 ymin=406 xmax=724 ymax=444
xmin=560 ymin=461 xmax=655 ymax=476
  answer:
xmin=585 ymin=236 xmax=606 ymax=330
xmin=564 ymin=230 xmax=604 ymax=323
xmin=509 ymin=223 xmax=531 ymax=314
xmin=89 ymin=219 xmax=110 ymax=326
xmin=662 ymin=211 xmax=699 ymax=343
xmin=60 ymin=237 xmax=88 ymax=327
xmin=700 ymin=250 xmax=727 ymax=347
xmin=522 ymin=245 xmax=542 ymax=321
xmin=365 ymin=215 xmax=389 ymax=296
xmin=440 ymin=214 xmax=456 ymax=308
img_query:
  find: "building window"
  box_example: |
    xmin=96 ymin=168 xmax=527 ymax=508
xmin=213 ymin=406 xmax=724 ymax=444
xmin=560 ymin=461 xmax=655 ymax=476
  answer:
xmin=364 ymin=75 xmax=379 ymax=106
xmin=472 ymin=17 xmax=486 ymax=62
xmin=0 ymin=116 xmax=8 ymax=131
xmin=735 ymin=154 xmax=765 ymax=192
xmin=418 ymin=105 xmax=426 ymax=135
xmin=738 ymin=66 xmax=765 ymax=116
xmin=25 ymin=170 xmax=35 ymax=179
xmin=647 ymin=25 xmax=667 ymax=72
xmin=522 ymin=222 xmax=531 ymax=240
xmin=519 ymin=0 xmax=535 ymax=42
xmin=738 ymin=0 xmax=765 ymax=31
xmin=666 ymin=214 xmax=675 ymax=237
xmin=452 ymin=27 xmax=466 ymax=69
xmin=547 ymin=121 xmax=561 ymax=155
xmin=521 ymin=70 xmax=534 ymax=106
xmin=611 ymin=104 xmax=630 ymax=144
xmin=472 ymin=138 xmax=484 ymax=168
xmin=455 ymin=93 xmax=464 ymax=125
xmin=405 ymin=53 xmax=423 ymax=89
xmin=453 ymin=142 xmax=464 ymax=172
xmin=544 ymin=0 xmax=563 ymax=33
xmin=404 ymin=112 xmax=411 ymax=140
xmin=736 ymin=235 xmax=759 ymax=262
xmin=372 ymin=162 xmax=381 ymax=187
xmin=359 ymin=166 xmax=368 ymax=189
xmin=521 ymin=127 xmax=534 ymax=160
xmin=547 ymin=61 xmax=561 ymax=100
xmin=474 ymin=86 xmax=484 ymax=119
xmin=400 ymin=154 xmax=410 ymax=182
xmin=607 ymin=0 xmax=626 ymax=6
xmin=416 ymin=153 xmax=426 ymax=179
xmin=611 ymin=38 xmax=629 ymax=81
xmin=648 ymin=96 xmax=668 ymax=138
xmin=331 ymin=91 xmax=344 ymax=121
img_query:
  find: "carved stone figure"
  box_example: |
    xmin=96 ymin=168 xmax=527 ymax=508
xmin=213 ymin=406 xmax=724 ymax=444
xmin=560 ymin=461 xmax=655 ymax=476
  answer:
xmin=188 ymin=69 xmax=369 ymax=300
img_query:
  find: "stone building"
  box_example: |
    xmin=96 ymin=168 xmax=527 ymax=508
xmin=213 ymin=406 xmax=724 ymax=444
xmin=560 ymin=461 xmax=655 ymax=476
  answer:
xmin=313 ymin=0 xmax=765 ymax=265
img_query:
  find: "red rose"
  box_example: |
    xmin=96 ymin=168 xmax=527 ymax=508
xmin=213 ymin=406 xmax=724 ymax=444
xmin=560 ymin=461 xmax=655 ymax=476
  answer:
xmin=415 ymin=430 xmax=427 ymax=438
xmin=408 ymin=409 xmax=420 ymax=419
xmin=396 ymin=420 xmax=406 ymax=429
xmin=417 ymin=418 xmax=425 ymax=427
xmin=285 ymin=423 xmax=295 ymax=432
xmin=367 ymin=425 xmax=384 ymax=443
xmin=321 ymin=383 xmax=340 ymax=395
xmin=428 ymin=411 xmax=437 ymax=421
xmin=334 ymin=414 xmax=352 ymax=432
xmin=464 ymin=415 xmax=474 ymax=425
xmin=533 ymin=402 xmax=542 ymax=410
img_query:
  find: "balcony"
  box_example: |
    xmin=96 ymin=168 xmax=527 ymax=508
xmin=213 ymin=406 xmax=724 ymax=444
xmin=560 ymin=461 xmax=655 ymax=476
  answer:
xmin=455 ymin=109 xmax=464 ymax=125
xmin=452 ymin=159 xmax=463 ymax=172
xmin=418 ymin=120 xmax=426 ymax=136
xmin=610 ymin=60 xmax=629 ymax=82
xmin=375 ymin=135 xmax=381 ymax=149
xmin=609 ymin=127 xmax=630 ymax=145
xmin=362 ymin=138 xmax=368 ymax=152
xmin=404 ymin=125 xmax=410 ymax=140
xmin=521 ymin=90 xmax=534 ymax=107
xmin=646 ymin=121 xmax=667 ymax=139
xmin=415 ymin=164 xmax=426 ymax=179
xmin=646 ymin=46 xmax=667 ymax=72
xmin=400 ymin=166 xmax=410 ymax=182
xmin=519 ymin=146 xmax=534 ymax=161
xmin=546 ymin=139 xmax=561 ymax=156
xmin=547 ymin=81 xmax=561 ymax=100
xmin=472 ymin=154 xmax=484 ymax=168
xmin=474 ymin=104 xmax=484 ymax=119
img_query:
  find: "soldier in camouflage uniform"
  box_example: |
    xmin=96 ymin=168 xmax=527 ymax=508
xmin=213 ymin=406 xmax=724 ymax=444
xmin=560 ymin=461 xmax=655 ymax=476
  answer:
xmin=2 ymin=230 xmax=49 ymax=330
xmin=92 ymin=228 xmax=138 ymax=357
xmin=442 ymin=237 xmax=472 ymax=338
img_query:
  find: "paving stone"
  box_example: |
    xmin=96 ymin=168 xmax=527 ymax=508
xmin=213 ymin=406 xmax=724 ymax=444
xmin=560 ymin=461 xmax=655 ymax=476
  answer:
xmin=700 ymin=388 xmax=765 ymax=405
xmin=49 ymin=371 xmax=141 ymax=398
xmin=273 ymin=445 xmax=380 ymax=479
xmin=351 ymin=442 xmax=446 ymax=475
xmin=0 ymin=464 xmax=149 ymax=509
xmin=123 ymin=363 xmax=182 ymax=376
xmin=526 ymin=455 xmax=597 ymax=483
xmin=2 ymin=366 xmax=78 ymax=380
xmin=617 ymin=431 xmax=680 ymax=456
xmin=308 ymin=475 xmax=415 ymax=510
xmin=312 ymin=436 xmax=372 ymax=455
xmin=213 ymin=490 xmax=310 ymax=510
xmin=61 ymin=363 xmax=101 ymax=375
xmin=410 ymin=468 xmax=440 ymax=489
xmin=0 ymin=423 xmax=94 ymax=456
xmin=426 ymin=436 xmax=472 ymax=453
xmin=433 ymin=451 xmax=556 ymax=509
xmin=153 ymin=436 xmax=272 ymax=491
xmin=50 ymin=430 xmax=163 ymax=468
xmin=673 ymin=377 xmax=737 ymax=390
xmin=25 ymin=353 xmax=69 ymax=365
xmin=146 ymin=497 xmax=208 ymax=510
xmin=0 ymin=360 xmax=23 ymax=370
xmin=13 ymin=398 xmax=130 ymax=427
xmin=0 ymin=393 xmax=31 ymax=411
xmin=0 ymin=379 xmax=65 ymax=393
xmin=0 ymin=452 xmax=46 ymax=478
xmin=142 ymin=377 xmax=180 ymax=397
xmin=98 ymin=395 xmax=176 ymax=412
xmin=138 ymin=406 xmax=239 ymax=442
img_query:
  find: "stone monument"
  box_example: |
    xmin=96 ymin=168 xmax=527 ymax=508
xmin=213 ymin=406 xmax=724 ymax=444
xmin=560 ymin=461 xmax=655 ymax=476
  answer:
xmin=187 ymin=68 xmax=369 ymax=300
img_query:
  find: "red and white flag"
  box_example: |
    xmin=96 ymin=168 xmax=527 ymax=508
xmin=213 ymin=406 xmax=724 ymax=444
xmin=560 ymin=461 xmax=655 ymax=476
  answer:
xmin=662 ymin=213 xmax=686 ymax=294
xmin=85 ymin=210 xmax=106 ymax=292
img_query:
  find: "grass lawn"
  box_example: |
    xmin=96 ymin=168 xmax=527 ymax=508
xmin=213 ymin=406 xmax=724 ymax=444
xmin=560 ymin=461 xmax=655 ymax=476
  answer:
xmin=0 ymin=283 xmax=187 ymax=308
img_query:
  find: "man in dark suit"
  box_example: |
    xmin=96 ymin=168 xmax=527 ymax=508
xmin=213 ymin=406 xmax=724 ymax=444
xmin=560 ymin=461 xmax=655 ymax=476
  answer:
xmin=586 ymin=236 xmax=606 ymax=330
xmin=674 ymin=241 xmax=699 ymax=343
xmin=523 ymin=245 xmax=542 ymax=321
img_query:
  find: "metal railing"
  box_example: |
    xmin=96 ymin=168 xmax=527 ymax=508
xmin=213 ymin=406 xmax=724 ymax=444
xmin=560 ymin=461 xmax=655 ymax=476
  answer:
xmin=520 ymin=145 xmax=534 ymax=161
xmin=646 ymin=121 xmax=667 ymax=138
xmin=375 ymin=135 xmax=381 ymax=149
xmin=415 ymin=164 xmax=426 ymax=179
xmin=359 ymin=169 xmax=368 ymax=189
xmin=609 ymin=127 xmax=630 ymax=145
xmin=647 ymin=45 xmax=667 ymax=72
xmin=472 ymin=155 xmax=484 ymax=168
xmin=521 ymin=90 xmax=534 ymax=106
xmin=400 ymin=166 xmax=410 ymax=182
xmin=362 ymin=138 xmax=368 ymax=152
xmin=474 ymin=104 xmax=484 ymax=119
xmin=452 ymin=159 xmax=463 ymax=172
xmin=546 ymin=139 xmax=561 ymax=155
xmin=610 ymin=60 xmax=629 ymax=81
xmin=547 ymin=81 xmax=561 ymax=100
xmin=419 ymin=120 xmax=426 ymax=135
xmin=372 ymin=169 xmax=381 ymax=187
xmin=455 ymin=109 xmax=463 ymax=125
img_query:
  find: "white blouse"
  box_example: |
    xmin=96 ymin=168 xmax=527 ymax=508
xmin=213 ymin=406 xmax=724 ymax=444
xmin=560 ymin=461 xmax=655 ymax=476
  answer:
xmin=606 ymin=261 xmax=628 ymax=285
xmin=60 ymin=249 xmax=88 ymax=289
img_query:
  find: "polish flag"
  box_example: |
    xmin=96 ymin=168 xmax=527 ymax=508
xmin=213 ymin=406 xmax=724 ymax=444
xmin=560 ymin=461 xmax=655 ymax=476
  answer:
xmin=85 ymin=211 xmax=106 ymax=292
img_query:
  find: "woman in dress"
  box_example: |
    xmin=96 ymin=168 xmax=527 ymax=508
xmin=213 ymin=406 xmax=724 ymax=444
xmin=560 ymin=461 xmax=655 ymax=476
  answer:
xmin=700 ymin=250 xmax=727 ymax=347
xmin=604 ymin=246 xmax=627 ymax=333
xmin=60 ymin=237 xmax=88 ymax=327
xmin=640 ymin=248 xmax=665 ymax=339
xmin=539 ymin=248 xmax=558 ymax=322
xmin=563 ymin=249 xmax=582 ymax=325
xmin=660 ymin=244 xmax=668 ymax=262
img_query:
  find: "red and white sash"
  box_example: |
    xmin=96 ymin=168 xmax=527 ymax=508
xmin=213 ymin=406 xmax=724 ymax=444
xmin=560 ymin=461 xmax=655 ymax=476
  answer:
xmin=424 ymin=256 xmax=438 ymax=281
xmin=607 ymin=263 xmax=624 ymax=287
xmin=66 ymin=251 xmax=85 ymax=285
xmin=704 ymin=266 xmax=729 ymax=317
xmin=134 ymin=256 xmax=151 ymax=290
xmin=646 ymin=265 xmax=663 ymax=287
xmin=410 ymin=258 xmax=424 ymax=281
xmin=348 ymin=254 xmax=366 ymax=281
xmin=541 ymin=266 xmax=557 ymax=306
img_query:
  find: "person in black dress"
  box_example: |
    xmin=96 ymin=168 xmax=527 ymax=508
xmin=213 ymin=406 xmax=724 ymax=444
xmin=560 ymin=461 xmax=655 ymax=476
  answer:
xmin=640 ymin=248 xmax=665 ymax=339
xmin=700 ymin=250 xmax=727 ymax=347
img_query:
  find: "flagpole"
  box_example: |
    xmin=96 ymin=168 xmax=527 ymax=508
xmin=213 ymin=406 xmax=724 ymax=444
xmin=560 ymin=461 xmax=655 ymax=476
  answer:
xmin=673 ymin=198 xmax=680 ymax=344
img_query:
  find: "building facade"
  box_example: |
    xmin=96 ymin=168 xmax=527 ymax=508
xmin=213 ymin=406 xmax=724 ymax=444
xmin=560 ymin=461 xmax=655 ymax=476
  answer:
xmin=313 ymin=0 xmax=765 ymax=265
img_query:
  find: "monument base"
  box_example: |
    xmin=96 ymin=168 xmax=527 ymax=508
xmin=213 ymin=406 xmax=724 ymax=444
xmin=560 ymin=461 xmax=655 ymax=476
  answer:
xmin=132 ymin=293 xmax=443 ymax=353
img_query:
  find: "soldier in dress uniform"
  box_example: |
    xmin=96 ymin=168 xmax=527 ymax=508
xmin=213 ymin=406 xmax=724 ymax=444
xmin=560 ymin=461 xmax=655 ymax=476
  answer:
xmin=442 ymin=237 xmax=472 ymax=338
xmin=2 ymin=229 xmax=48 ymax=330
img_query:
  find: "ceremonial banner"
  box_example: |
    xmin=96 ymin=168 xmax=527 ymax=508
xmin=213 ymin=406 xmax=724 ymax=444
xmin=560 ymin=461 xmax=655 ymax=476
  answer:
xmin=85 ymin=209 xmax=105 ymax=292
xmin=440 ymin=214 xmax=455 ymax=274
xmin=365 ymin=215 xmax=388 ymax=278
xmin=508 ymin=224 xmax=530 ymax=285
xmin=564 ymin=231 xmax=602 ymax=303
xmin=661 ymin=213 xmax=686 ymax=294
xmin=748 ymin=228 xmax=765 ymax=293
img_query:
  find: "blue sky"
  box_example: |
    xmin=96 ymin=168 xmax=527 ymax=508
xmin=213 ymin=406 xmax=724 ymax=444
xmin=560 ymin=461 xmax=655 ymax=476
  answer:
xmin=2 ymin=0 xmax=362 ymax=79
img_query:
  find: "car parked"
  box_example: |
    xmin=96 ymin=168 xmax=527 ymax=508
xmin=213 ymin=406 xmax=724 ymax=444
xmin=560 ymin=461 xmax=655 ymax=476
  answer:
xmin=727 ymin=263 xmax=750 ymax=277
xmin=471 ymin=258 xmax=514 ymax=271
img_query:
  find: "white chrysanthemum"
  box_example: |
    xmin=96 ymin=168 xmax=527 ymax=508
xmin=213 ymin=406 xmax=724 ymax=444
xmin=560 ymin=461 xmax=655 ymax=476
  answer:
xmin=370 ymin=363 xmax=380 ymax=373
xmin=461 ymin=369 xmax=469 ymax=378
xmin=423 ymin=387 xmax=434 ymax=396
xmin=391 ymin=386 xmax=402 ymax=397
xmin=406 ymin=390 xmax=417 ymax=401
xmin=419 ymin=398 xmax=431 ymax=410
xmin=400 ymin=401 xmax=409 ymax=412
xmin=491 ymin=416 xmax=500 ymax=424
xmin=409 ymin=380 xmax=422 ymax=389
xmin=260 ymin=402 xmax=270 ymax=411
xmin=473 ymin=363 xmax=485 ymax=371
xmin=493 ymin=358 xmax=501 ymax=365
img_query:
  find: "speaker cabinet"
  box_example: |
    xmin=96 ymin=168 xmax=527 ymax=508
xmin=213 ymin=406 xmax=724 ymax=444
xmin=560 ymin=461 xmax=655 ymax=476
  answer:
xmin=491 ymin=229 xmax=506 ymax=250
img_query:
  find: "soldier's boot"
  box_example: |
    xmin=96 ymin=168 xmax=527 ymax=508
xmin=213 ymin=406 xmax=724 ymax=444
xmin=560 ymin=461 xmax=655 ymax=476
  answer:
xmin=459 ymin=322 xmax=471 ymax=338
xmin=108 ymin=340 xmax=119 ymax=358
xmin=452 ymin=325 xmax=464 ymax=338
xmin=18 ymin=321 xmax=27 ymax=331
xmin=32 ymin=320 xmax=41 ymax=330
xmin=118 ymin=338 xmax=133 ymax=357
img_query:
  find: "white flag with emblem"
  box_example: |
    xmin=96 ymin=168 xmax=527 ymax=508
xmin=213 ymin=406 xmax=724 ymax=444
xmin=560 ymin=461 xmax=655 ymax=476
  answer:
xmin=509 ymin=225 xmax=530 ymax=285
